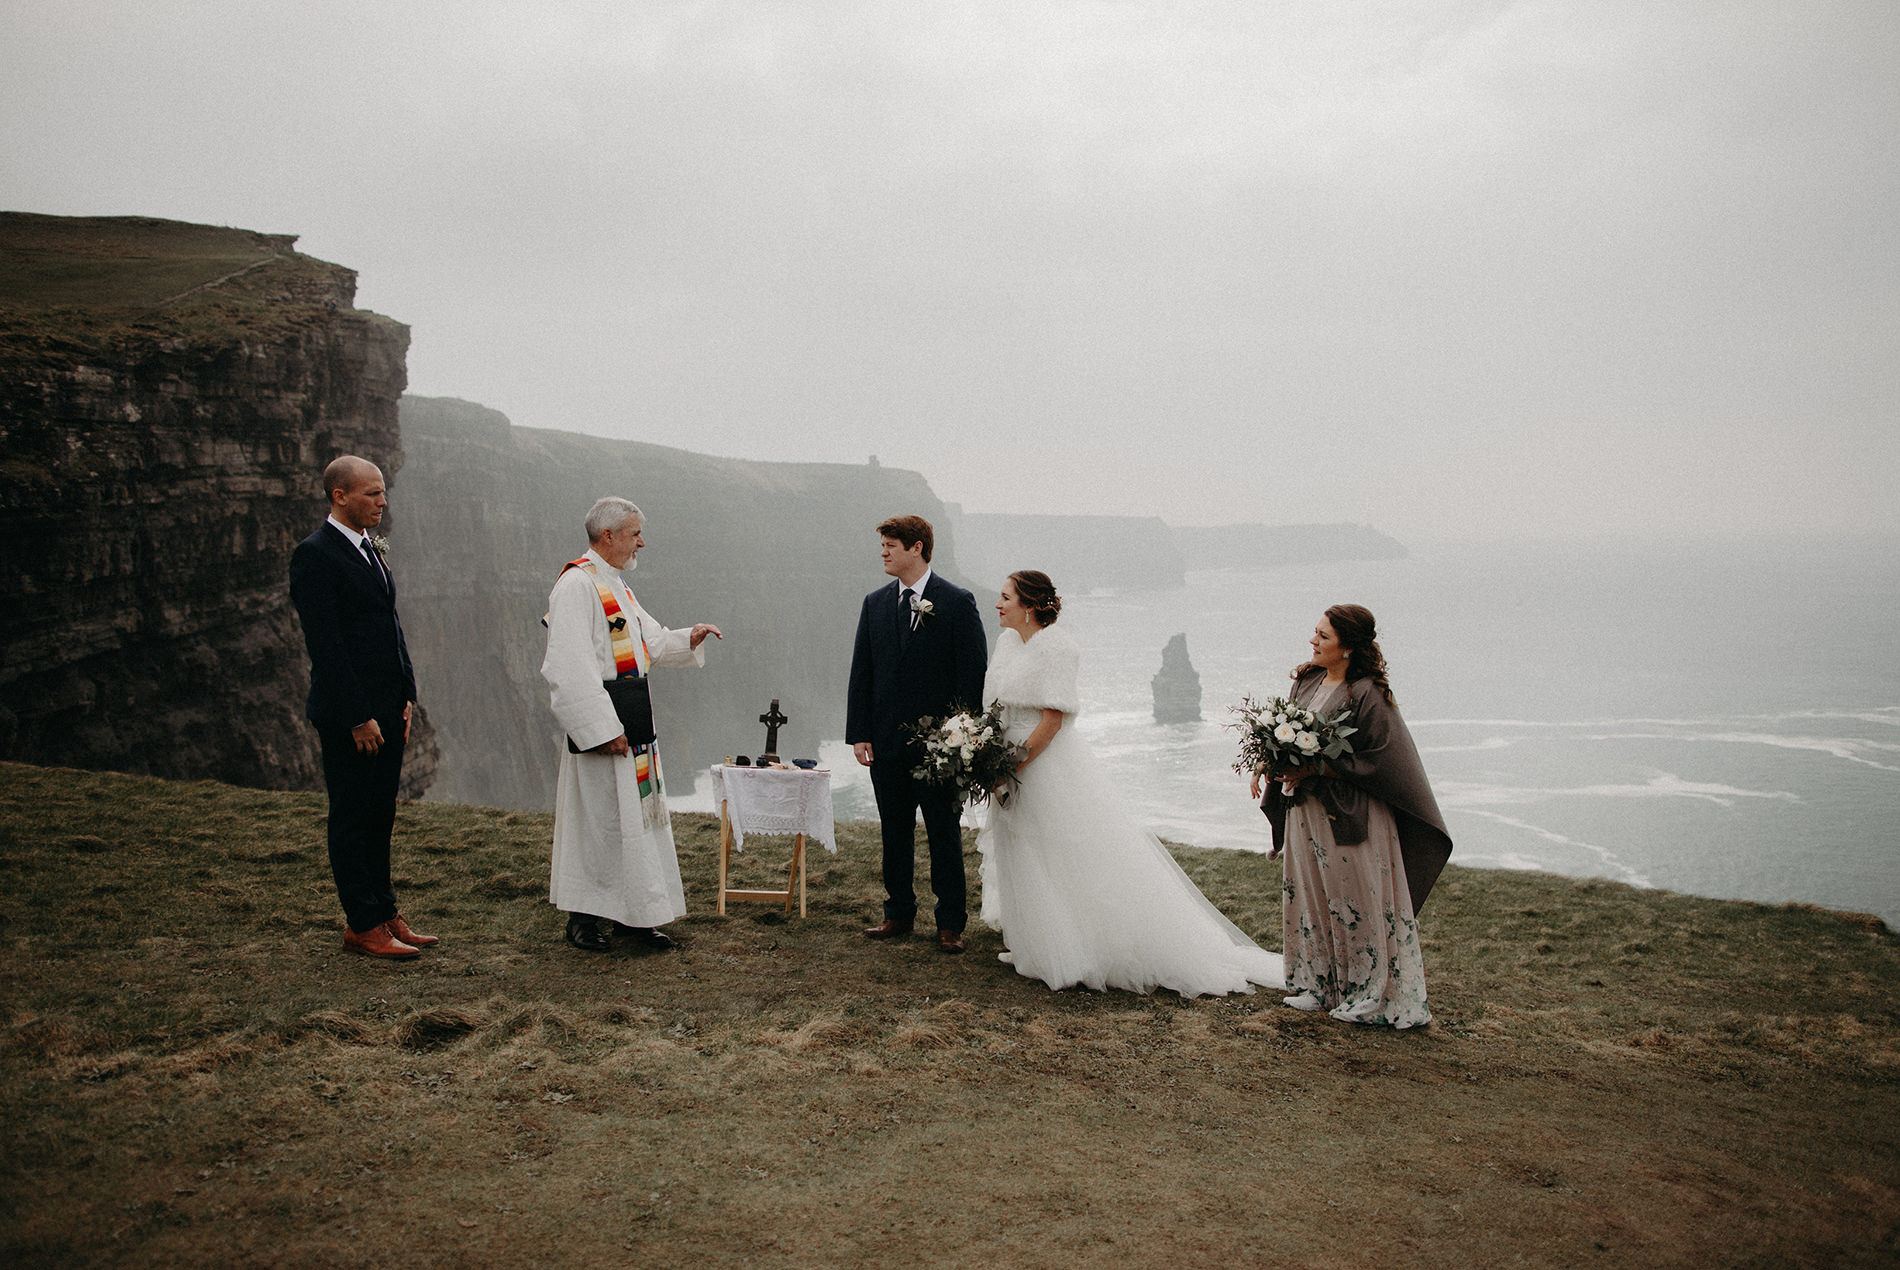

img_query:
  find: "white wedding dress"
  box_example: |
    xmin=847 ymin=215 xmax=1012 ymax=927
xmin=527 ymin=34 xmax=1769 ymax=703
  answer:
xmin=976 ymin=625 xmax=1285 ymax=997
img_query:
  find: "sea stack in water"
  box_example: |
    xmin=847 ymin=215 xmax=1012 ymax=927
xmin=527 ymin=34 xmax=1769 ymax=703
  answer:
xmin=1151 ymin=633 xmax=1202 ymax=724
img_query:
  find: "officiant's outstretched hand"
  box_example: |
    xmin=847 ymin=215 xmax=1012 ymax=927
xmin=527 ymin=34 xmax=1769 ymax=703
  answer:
xmin=539 ymin=496 xmax=722 ymax=954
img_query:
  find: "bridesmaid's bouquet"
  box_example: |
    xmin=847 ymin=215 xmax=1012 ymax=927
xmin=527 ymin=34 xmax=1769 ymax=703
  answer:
xmin=909 ymin=701 xmax=1023 ymax=807
xmin=1228 ymin=694 xmax=1358 ymax=793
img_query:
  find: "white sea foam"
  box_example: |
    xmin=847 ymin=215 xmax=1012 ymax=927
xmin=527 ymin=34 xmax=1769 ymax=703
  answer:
xmin=1438 ymin=773 xmax=1799 ymax=808
xmin=1593 ymin=730 xmax=1900 ymax=773
xmin=1451 ymin=809 xmax=1653 ymax=887
xmin=1419 ymin=736 xmax=1515 ymax=754
xmin=1450 ymin=851 xmax=1550 ymax=873
xmin=1417 ymin=710 xmax=1900 ymax=734
xmin=1414 ymin=710 xmax=1900 ymax=774
xmin=1753 ymin=708 xmax=1900 ymax=728
xmin=1413 ymin=716 xmax=1713 ymax=729
xmin=1691 ymin=731 xmax=1900 ymax=772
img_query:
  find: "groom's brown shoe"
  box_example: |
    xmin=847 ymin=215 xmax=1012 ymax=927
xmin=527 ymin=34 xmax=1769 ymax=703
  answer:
xmin=937 ymin=929 xmax=965 ymax=954
xmin=343 ymin=921 xmax=421 ymax=959
xmin=387 ymin=913 xmax=438 ymax=948
xmin=863 ymin=918 xmax=913 ymax=940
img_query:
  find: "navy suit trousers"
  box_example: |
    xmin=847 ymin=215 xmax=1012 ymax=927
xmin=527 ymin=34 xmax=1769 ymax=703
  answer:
xmin=870 ymin=760 xmax=967 ymax=933
xmin=317 ymin=712 xmax=406 ymax=933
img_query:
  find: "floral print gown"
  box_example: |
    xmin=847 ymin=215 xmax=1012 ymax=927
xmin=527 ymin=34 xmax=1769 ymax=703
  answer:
xmin=1281 ymin=678 xmax=1431 ymax=1027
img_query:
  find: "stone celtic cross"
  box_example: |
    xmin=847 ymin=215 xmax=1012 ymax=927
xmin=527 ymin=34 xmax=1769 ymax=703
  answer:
xmin=758 ymin=698 xmax=788 ymax=765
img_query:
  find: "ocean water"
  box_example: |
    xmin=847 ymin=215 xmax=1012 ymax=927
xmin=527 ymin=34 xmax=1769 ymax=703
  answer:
xmin=682 ymin=535 xmax=1900 ymax=928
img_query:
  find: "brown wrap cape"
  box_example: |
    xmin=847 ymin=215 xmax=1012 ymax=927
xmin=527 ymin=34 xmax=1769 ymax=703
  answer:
xmin=1261 ymin=666 xmax=1454 ymax=913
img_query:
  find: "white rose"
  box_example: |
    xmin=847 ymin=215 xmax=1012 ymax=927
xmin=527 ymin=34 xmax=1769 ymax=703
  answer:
xmin=1273 ymin=722 xmax=1297 ymax=744
xmin=1295 ymin=732 xmax=1321 ymax=754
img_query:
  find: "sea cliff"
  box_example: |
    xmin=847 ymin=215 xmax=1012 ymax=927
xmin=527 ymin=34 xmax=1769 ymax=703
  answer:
xmin=0 ymin=213 xmax=439 ymax=795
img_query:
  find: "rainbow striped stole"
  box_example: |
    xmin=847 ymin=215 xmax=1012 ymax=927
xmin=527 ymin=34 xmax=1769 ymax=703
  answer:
xmin=558 ymin=557 xmax=662 ymax=803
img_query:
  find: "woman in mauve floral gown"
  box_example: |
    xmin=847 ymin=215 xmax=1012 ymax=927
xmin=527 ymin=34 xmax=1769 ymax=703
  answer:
xmin=1254 ymin=604 xmax=1453 ymax=1028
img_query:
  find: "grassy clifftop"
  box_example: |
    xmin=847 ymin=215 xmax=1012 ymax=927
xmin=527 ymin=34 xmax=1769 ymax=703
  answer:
xmin=0 ymin=212 xmax=371 ymax=367
xmin=1 ymin=761 xmax=1895 ymax=1265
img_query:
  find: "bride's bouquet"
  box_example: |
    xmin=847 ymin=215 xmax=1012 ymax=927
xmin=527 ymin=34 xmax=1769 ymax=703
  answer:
xmin=908 ymin=701 xmax=1023 ymax=807
xmin=1228 ymin=693 xmax=1358 ymax=794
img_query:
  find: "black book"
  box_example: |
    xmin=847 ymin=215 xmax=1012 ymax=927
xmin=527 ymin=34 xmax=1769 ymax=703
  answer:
xmin=567 ymin=675 xmax=656 ymax=753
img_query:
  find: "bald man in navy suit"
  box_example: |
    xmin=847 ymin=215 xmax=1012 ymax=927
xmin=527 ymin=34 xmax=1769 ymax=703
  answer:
xmin=289 ymin=455 xmax=434 ymax=959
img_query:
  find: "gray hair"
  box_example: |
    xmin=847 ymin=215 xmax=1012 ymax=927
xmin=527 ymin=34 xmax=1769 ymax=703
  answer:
xmin=584 ymin=497 xmax=643 ymax=542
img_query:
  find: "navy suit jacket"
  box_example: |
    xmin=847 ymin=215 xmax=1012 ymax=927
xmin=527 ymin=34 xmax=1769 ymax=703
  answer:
xmin=846 ymin=573 xmax=989 ymax=762
xmin=289 ymin=522 xmax=418 ymax=731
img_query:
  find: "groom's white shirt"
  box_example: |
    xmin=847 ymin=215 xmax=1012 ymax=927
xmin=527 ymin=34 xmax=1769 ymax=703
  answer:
xmin=326 ymin=513 xmax=378 ymax=565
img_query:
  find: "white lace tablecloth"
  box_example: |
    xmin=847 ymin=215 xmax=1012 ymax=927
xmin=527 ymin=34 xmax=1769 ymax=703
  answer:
xmin=709 ymin=765 xmax=837 ymax=854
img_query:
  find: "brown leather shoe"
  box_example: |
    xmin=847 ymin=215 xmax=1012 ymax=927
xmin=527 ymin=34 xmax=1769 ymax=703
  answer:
xmin=936 ymin=929 xmax=965 ymax=954
xmin=343 ymin=921 xmax=420 ymax=959
xmin=863 ymin=918 xmax=914 ymax=940
xmin=387 ymin=913 xmax=438 ymax=948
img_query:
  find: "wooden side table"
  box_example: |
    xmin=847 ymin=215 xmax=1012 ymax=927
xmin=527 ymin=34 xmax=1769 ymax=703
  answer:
xmin=709 ymin=764 xmax=836 ymax=918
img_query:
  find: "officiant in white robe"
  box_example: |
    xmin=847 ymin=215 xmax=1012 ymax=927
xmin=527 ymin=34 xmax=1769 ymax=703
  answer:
xmin=540 ymin=497 xmax=722 ymax=952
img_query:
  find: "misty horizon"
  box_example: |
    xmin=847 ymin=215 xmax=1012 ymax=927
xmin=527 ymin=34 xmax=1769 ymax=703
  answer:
xmin=4 ymin=2 xmax=1895 ymax=539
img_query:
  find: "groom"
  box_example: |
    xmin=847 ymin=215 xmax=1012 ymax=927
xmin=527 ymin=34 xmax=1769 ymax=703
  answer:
xmin=847 ymin=515 xmax=989 ymax=952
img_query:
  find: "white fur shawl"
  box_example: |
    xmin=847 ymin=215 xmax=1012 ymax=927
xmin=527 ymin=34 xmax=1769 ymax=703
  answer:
xmin=983 ymin=625 xmax=1081 ymax=715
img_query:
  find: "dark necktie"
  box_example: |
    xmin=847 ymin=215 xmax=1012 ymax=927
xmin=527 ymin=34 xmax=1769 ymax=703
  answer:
xmin=362 ymin=538 xmax=389 ymax=590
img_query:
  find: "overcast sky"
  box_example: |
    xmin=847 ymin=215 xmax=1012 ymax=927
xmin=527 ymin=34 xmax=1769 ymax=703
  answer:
xmin=4 ymin=1 xmax=1896 ymax=536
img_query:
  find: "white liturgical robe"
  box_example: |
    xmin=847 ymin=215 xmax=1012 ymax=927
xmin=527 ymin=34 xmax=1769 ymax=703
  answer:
xmin=541 ymin=549 xmax=706 ymax=927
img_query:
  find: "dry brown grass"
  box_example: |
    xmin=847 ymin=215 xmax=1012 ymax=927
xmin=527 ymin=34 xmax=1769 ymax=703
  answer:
xmin=1 ymin=760 xmax=1896 ymax=1267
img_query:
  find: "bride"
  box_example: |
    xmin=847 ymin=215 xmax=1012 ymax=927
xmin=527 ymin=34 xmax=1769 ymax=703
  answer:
xmin=976 ymin=570 xmax=1285 ymax=997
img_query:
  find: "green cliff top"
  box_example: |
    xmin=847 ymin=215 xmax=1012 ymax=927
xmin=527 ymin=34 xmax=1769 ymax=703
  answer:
xmin=0 ymin=211 xmax=387 ymax=367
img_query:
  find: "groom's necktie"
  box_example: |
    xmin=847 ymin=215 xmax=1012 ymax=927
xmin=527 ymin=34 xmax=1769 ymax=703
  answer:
xmin=361 ymin=538 xmax=390 ymax=592
xmin=900 ymin=587 xmax=918 ymax=636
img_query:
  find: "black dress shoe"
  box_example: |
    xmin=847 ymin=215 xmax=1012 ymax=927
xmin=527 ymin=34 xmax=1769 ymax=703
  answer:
xmin=565 ymin=914 xmax=610 ymax=953
xmin=614 ymin=923 xmax=676 ymax=950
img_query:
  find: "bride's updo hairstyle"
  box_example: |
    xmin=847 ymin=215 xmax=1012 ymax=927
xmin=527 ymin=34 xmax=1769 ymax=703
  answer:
xmin=1325 ymin=603 xmax=1394 ymax=705
xmin=1008 ymin=570 xmax=1062 ymax=627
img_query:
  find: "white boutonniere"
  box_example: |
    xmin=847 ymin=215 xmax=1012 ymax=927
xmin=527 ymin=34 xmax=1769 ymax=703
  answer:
xmin=912 ymin=595 xmax=935 ymax=621
xmin=369 ymin=535 xmax=391 ymax=557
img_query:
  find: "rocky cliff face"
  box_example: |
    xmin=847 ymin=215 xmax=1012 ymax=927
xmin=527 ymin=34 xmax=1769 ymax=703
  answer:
xmin=0 ymin=213 xmax=438 ymax=795
xmin=393 ymin=395 xmax=977 ymax=810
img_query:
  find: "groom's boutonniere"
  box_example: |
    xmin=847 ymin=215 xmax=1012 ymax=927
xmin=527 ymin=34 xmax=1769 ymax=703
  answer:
xmin=912 ymin=596 xmax=936 ymax=621
xmin=369 ymin=534 xmax=391 ymax=558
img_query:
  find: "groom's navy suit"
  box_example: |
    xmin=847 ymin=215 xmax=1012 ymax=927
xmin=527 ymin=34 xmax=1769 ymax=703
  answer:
xmin=289 ymin=520 xmax=418 ymax=934
xmin=847 ymin=572 xmax=988 ymax=932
